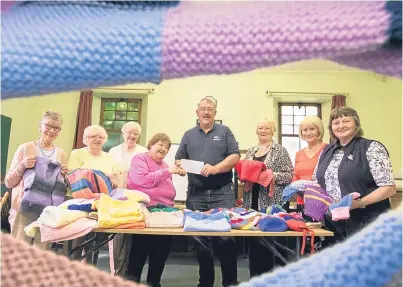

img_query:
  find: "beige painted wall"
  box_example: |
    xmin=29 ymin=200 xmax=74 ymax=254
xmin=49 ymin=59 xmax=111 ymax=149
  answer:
xmin=1 ymin=91 xmax=80 ymax=169
xmin=2 ymin=60 xmax=402 ymax=174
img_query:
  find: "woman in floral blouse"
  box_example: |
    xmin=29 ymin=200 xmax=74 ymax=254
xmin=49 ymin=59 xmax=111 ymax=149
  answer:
xmin=243 ymin=119 xmax=293 ymax=277
xmin=314 ymin=107 xmax=396 ymax=241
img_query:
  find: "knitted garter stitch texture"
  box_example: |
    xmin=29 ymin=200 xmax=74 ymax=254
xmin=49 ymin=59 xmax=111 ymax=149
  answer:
xmin=1 ymin=1 xmax=401 ymax=98
xmin=238 ymin=207 xmax=402 ymax=287
xmin=0 ymin=233 xmax=146 ymax=287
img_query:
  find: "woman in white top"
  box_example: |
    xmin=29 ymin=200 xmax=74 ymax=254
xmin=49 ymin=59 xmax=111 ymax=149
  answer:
xmin=109 ymin=121 xmax=147 ymax=175
xmin=108 ymin=121 xmax=147 ymax=278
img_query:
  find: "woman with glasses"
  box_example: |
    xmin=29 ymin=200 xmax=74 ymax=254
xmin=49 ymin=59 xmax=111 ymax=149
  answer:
xmin=67 ymin=125 xmax=119 ymax=260
xmin=67 ymin=125 xmax=118 ymax=178
xmin=5 ymin=110 xmax=68 ymax=249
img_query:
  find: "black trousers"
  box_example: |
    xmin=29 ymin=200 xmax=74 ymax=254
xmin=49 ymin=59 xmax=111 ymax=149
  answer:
xmin=127 ymin=234 xmax=172 ymax=287
xmin=186 ymin=183 xmax=238 ymax=287
xmin=248 ymin=237 xmax=287 ymax=278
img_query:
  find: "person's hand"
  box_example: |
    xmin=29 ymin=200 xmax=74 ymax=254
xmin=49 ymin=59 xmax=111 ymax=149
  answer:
xmin=19 ymin=156 xmax=36 ymax=169
xmin=177 ymin=167 xmax=186 ymax=177
xmin=200 ymin=164 xmax=219 ymax=177
xmin=60 ymin=165 xmax=68 ymax=176
xmin=169 ymin=166 xmax=186 ymax=176
xmin=350 ymin=199 xmax=362 ymax=210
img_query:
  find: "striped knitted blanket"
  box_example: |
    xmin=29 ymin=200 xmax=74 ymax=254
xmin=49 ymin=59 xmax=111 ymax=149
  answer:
xmin=1 ymin=1 xmax=401 ymax=99
xmin=66 ymin=169 xmax=113 ymax=200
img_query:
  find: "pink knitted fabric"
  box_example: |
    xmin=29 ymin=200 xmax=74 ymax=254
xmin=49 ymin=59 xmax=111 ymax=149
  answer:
xmin=40 ymin=217 xmax=97 ymax=243
xmin=1 ymin=233 xmax=147 ymax=287
xmin=162 ymin=1 xmax=393 ymax=79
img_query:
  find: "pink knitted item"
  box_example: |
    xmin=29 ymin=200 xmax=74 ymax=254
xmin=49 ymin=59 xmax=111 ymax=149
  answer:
xmin=1 ymin=233 xmax=147 ymax=287
xmin=40 ymin=217 xmax=97 ymax=243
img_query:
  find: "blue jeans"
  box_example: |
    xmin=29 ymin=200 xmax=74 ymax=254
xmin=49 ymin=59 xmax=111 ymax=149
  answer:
xmin=186 ymin=183 xmax=238 ymax=287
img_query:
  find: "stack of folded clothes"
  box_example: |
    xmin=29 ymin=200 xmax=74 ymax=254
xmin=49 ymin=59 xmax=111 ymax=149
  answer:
xmin=183 ymin=209 xmax=231 ymax=232
xmin=145 ymin=204 xmax=184 ymax=228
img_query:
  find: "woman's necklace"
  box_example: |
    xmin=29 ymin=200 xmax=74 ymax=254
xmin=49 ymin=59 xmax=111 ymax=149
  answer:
xmin=36 ymin=140 xmax=56 ymax=158
xmin=258 ymin=142 xmax=271 ymax=150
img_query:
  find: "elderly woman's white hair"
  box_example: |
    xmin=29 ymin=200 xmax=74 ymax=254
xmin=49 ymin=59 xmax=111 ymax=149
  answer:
xmin=256 ymin=119 xmax=277 ymax=133
xmin=83 ymin=125 xmax=108 ymax=145
xmin=121 ymin=121 xmax=142 ymax=135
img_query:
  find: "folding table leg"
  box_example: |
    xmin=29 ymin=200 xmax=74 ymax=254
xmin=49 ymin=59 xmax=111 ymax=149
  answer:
xmin=295 ymin=237 xmax=301 ymax=260
xmin=260 ymin=237 xmax=288 ymax=265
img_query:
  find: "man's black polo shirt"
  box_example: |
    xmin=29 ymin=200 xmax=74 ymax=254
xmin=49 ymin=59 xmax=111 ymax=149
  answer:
xmin=175 ymin=123 xmax=240 ymax=190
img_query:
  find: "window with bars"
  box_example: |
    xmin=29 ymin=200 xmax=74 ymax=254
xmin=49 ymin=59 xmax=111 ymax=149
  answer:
xmin=278 ymin=103 xmax=321 ymax=165
xmin=100 ymin=98 xmax=142 ymax=152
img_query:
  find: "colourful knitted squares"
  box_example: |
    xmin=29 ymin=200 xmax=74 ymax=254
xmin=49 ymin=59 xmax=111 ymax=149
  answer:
xmin=224 ymin=209 xmax=261 ymax=230
xmin=67 ymin=169 xmax=113 ymax=199
xmin=304 ymin=185 xmax=333 ymax=222
xmin=329 ymin=192 xmax=361 ymax=221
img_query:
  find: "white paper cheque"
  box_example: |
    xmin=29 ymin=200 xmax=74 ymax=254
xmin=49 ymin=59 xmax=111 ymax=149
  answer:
xmin=181 ymin=159 xmax=204 ymax=174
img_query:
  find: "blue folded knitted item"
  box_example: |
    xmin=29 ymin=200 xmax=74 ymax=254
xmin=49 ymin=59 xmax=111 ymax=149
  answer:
xmin=258 ymin=216 xmax=288 ymax=232
xmin=282 ymin=180 xmax=318 ymax=203
xmin=183 ymin=210 xmax=231 ymax=232
xmin=67 ymin=204 xmax=93 ymax=212
xmin=266 ymin=204 xmax=286 ymax=215
xmin=329 ymin=192 xmax=361 ymax=221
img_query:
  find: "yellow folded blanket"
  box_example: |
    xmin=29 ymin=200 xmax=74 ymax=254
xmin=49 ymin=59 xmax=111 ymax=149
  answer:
xmin=97 ymin=194 xmax=144 ymax=228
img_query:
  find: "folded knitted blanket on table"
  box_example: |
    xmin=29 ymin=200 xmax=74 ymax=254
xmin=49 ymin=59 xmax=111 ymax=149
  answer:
xmin=145 ymin=209 xmax=184 ymax=228
xmin=183 ymin=209 xmax=231 ymax=232
xmin=97 ymin=194 xmax=144 ymax=229
xmin=110 ymin=188 xmax=151 ymax=204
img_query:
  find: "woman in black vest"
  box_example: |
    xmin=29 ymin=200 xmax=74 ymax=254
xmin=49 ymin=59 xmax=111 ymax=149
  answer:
xmin=315 ymin=107 xmax=396 ymax=241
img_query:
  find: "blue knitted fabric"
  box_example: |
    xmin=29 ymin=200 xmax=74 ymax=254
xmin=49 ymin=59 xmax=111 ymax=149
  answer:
xmin=1 ymin=1 xmax=177 ymax=98
xmin=238 ymin=207 xmax=402 ymax=287
xmin=67 ymin=203 xmax=93 ymax=212
xmin=1 ymin=1 xmax=401 ymax=99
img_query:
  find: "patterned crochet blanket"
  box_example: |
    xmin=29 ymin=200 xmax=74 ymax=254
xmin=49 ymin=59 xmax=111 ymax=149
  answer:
xmin=1 ymin=1 xmax=401 ymax=98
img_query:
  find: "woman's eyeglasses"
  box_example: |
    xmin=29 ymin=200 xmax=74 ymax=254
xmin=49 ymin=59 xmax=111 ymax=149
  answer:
xmin=43 ymin=123 xmax=61 ymax=132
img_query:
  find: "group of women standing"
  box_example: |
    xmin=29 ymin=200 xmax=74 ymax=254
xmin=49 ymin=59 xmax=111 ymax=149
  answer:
xmin=5 ymin=105 xmax=396 ymax=284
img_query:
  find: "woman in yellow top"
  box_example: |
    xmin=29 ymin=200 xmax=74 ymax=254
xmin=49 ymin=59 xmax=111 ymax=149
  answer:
xmin=67 ymin=124 xmax=118 ymax=261
xmin=68 ymin=125 xmax=119 ymax=178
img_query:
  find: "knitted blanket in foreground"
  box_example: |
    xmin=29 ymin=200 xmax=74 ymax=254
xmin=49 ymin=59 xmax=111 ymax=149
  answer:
xmin=1 ymin=1 xmax=401 ymax=98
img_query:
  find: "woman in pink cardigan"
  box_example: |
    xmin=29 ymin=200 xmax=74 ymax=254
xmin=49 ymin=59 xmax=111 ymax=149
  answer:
xmin=126 ymin=133 xmax=185 ymax=287
xmin=4 ymin=110 xmax=67 ymax=249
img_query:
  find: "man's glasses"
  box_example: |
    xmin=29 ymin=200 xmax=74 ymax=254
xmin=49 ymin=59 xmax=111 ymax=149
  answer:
xmin=198 ymin=107 xmax=215 ymax=113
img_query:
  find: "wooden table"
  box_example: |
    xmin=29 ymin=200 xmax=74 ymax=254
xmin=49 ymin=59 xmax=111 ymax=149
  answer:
xmin=67 ymin=227 xmax=333 ymax=267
